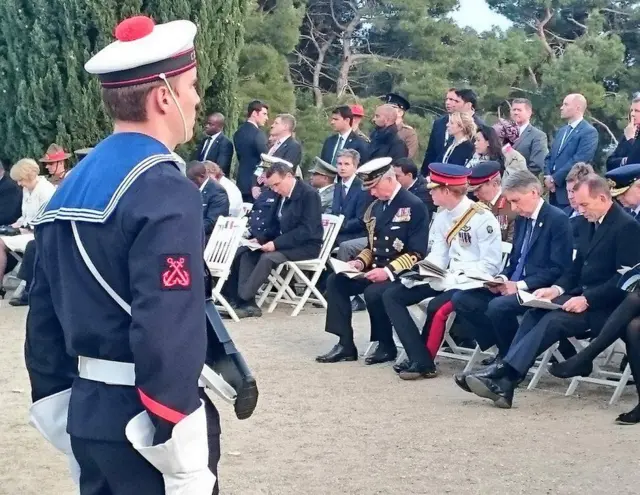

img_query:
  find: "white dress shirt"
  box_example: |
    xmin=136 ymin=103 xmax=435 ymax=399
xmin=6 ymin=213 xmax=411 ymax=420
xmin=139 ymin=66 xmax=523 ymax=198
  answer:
xmin=17 ymin=177 xmax=56 ymax=227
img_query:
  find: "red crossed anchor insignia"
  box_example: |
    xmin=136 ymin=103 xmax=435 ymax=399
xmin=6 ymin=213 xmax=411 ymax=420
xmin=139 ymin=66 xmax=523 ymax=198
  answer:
xmin=161 ymin=255 xmax=191 ymax=290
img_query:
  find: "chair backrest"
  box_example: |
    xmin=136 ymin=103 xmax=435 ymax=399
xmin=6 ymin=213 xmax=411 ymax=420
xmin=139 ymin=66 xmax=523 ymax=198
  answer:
xmin=500 ymin=241 xmax=512 ymax=271
xmin=204 ymin=216 xmax=248 ymax=274
xmin=241 ymin=202 xmax=253 ymax=217
xmin=318 ymin=214 xmax=345 ymax=262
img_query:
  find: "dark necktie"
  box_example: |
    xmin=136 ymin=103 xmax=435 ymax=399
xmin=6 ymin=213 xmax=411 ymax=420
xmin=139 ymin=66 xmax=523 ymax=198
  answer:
xmin=341 ymin=183 xmax=347 ymax=202
xmin=511 ymin=219 xmax=534 ymax=281
xmin=332 ymin=136 xmax=344 ymax=164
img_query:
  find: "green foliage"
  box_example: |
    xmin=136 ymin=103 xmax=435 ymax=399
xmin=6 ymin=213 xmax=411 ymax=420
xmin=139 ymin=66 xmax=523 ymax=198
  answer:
xmin=0 ymin=0 xmax=246 ymax=164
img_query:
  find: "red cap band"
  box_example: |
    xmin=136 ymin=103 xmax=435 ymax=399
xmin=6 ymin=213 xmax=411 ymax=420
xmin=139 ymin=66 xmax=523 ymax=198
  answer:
xmin=430 ymin=171 xmax=469 ymax=187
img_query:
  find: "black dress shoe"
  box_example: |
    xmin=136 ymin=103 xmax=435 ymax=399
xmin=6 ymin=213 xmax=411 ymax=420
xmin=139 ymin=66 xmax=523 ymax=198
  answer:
xmin=453 ymin=360 xmax=504 ymax=393
xmin=481 ymin=354 xmax=499 ymax=366
xmin=364 ymin=345 xmax=397 ymax=365
xmin=351 ymin=296 xmax=366 ymax=312
xmin=466 ymin=375 xmax=515 ymax=409
xmin=615 ymin=403 xmax=640 ymax=425
xmin=398 ymin=362 xmax=438 ymax=380
xmin=548 ymin=358 xmax=593 ymax=379
xmin=235 ymin=301 xmax=263 ymax=319
xmin=393 ymin=359 xmax=411 ymax=374
xmin=9 ymin=295 xmax=28 ymax=307
xmin=315 ymin=344 xmax=358 ymax=363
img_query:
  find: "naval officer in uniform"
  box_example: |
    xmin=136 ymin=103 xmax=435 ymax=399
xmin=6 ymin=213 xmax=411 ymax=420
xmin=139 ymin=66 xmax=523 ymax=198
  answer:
xmin=316 ymin=157 xmax=430 ymax=365
xmin=382 ymin=163 xmax=503 ymax=380
xmin=382 ymin=93 xmax=419 ymax=159
xmin=606 ymin=163 xmax=640 ymax=220
xmin=26 ymin=15 xmax=220 ymax=494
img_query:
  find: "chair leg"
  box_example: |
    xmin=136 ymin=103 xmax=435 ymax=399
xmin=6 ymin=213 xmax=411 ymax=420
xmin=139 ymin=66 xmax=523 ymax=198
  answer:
xmin=527 ymin=344 xmax=558 ymax=390
xmin=610 ymin=363 xmax=632 ymax=405
xmin=565 ymin=376 xmax=580 ymax=397
xmin=213 ymin=290 xmax=240 ymax=323
xmin=268 ymin=266 xmax=294 ymax=313
xmin=363 ymin=342 xmax=377 ymax=358
xmin=290 ymin=266 xmax=325 ymax=317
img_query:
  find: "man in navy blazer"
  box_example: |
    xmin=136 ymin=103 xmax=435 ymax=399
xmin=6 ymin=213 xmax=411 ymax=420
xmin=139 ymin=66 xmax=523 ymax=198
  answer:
xmin=233 ymin=100 xmax=269 ymax=203
xmin=320 ymin=106 xmax=369 ymax=165
xmin=331 ymin=149 xmax=370 ymax=244
xmin=194 ymin=113 xmax=234 ymax=176
xmin=450 ymin=170 xmax=572 ymax=375
xmin=544 ymin=94 xmax=598 ymax=208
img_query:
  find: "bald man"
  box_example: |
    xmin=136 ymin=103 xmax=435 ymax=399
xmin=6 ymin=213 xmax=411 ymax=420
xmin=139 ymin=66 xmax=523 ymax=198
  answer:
xmin=368 ymin=104 xmax=408 ymax=160
xmin=544 ymin=93 xmax=598 ymax=208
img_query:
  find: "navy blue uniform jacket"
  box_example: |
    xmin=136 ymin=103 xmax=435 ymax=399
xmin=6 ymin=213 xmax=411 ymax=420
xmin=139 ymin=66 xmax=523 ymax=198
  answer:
xmin=26 ymin=133 xmax=219 ymax=443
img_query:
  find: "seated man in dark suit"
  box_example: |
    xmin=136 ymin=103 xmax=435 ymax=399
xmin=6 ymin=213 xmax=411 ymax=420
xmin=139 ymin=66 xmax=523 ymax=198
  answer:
xmin=316 ymin=158 xmax=429 ymax=365
xmin=565 ymin=162 xmax=594 ymax=248
xmin=0 ymin=162 xmax=22 ymax=226
xmin=194 ymin=112 xmax=234 ymax=176
xmin=393 ymin=157 xmax=434 ymax=214
xmin=225 ymin=159 xmax=323 ymax=318
xmin=462 ymin=174 xmax=640 ymax=409
xmin=320 ymin=105 xmax=369 ymax=165
xmin=451 ymin=170 xmax=572 ymax=383
xmin=606 ymin=163 xmax=640 ymax=220
xmin=186 ymin=161 xmax=230 ymax=242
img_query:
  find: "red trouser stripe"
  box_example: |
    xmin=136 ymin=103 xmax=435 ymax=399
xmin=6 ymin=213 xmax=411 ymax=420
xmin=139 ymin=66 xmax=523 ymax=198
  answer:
xmin=426 ymin=301 xmax=455 ymax=359
xmin=138 ymin=389 xmax=186 ymax=424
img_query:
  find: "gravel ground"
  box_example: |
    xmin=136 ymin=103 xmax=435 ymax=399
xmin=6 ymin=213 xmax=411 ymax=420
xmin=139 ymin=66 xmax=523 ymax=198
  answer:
xmin=1 ymin=302 xmax=639 ymax=495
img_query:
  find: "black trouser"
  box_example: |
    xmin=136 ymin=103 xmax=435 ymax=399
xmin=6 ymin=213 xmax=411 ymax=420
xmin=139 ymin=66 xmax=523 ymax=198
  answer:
xmin=566 ymin=291 xmax=640 ymax=397
xmin=324 ymin=273 xmax=394 ymax=347
xmin=382 ymin=283 xmax=445 ymax=366
xmin=224 ymin=247 xmax=289 ymax=303
xmin=71 ymin=433 xmax=221 ymax=495
xmin=17 ymin=239 xmax=36 ymax=289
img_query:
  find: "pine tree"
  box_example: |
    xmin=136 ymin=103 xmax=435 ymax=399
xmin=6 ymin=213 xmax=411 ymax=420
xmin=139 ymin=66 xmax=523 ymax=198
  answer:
xmin=0 ymin=0 xmax=247 ymax=164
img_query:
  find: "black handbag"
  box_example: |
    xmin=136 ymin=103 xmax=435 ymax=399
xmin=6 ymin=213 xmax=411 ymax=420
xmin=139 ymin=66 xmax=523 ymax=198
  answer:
xmin=0 ymin=225 xmax=21 ymax=236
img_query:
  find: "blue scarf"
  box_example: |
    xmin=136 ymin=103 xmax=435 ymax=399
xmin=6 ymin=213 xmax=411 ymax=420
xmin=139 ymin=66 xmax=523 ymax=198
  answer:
xmin=33 ymin=133 xmax=182 ymax=225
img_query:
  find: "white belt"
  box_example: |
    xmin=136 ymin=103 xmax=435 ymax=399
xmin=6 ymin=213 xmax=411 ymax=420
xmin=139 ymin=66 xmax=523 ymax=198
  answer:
xmin=77 ymin=356 xmax=237 ymax=404
xmin=78 ymin=356 xmax=206 ymax=388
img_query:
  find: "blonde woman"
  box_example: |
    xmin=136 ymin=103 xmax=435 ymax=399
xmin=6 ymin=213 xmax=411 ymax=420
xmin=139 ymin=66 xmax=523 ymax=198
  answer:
xmin=440 ymin=112 xmax=476 ymax=166
xmin=0 ymin=158 xmax=55 ymax=298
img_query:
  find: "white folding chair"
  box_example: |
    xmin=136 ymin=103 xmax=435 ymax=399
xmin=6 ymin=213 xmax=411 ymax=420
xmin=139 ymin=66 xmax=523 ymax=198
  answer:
xmin=262 ymin=214 xmax=344 ymax=316
xmin=564 ymin=338 xmax=633 ymax=404
xmin=204 ymin=216 xmax=248 ymax=322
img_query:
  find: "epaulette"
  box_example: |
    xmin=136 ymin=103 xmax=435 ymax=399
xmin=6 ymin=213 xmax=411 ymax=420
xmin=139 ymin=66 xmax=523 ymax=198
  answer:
xmin=471 ymin=201 xmax=489 ymax=214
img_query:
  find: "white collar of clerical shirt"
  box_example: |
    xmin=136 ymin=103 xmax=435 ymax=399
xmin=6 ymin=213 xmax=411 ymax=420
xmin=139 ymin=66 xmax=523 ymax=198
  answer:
xmin=199 ymin=177 xmax=209 ymax=192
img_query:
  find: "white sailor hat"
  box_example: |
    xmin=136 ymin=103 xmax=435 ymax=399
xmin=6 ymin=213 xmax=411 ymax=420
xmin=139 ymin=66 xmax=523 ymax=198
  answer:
xmin=356 ymin=157 xmax=393 ymax=189
xmin=254 ymin=153 xmax=294 ymax=178
xmin=85 ymin=15 xmax=197 ymax=88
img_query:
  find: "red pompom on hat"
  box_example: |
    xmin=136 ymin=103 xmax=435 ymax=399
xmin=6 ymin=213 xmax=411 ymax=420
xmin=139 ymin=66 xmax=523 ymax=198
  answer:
xmin=114 ymin=15 xmax=155 ymax=42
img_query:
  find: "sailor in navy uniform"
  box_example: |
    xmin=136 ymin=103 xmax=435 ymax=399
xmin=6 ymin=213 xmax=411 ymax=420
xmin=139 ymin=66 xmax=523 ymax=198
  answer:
xmin=316 ymin=157 xmax=429 ymax=365
xmin=246 ymin=154 xmax=284 ymax=238
xmin=26 ymin=16 xmax=222 ymax=494
xmin=606 ymin=163 xmax=640 ymax=220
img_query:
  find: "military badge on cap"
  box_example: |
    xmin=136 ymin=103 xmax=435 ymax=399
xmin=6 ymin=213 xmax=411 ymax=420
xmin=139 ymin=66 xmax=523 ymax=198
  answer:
xmin=309 ymin=157 xmax=337 ymax=178
xmin=427 ymin=163 xmax=471 ymax=190
xmin=84 ymin=16 xmax=197 ymax=88
xmin=605 ymin=163 xmax=640 ymax=198
xmin=381 ymin=93 xmax=411 ymax=111
xmin=255 ymin=153 xmax=294 ymax=177
xmin=357 ymin=157 xmax=393 ymax=189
